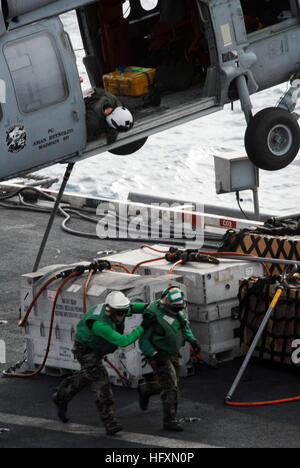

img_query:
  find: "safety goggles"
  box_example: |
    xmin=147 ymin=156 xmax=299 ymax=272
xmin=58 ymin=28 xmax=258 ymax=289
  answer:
xmin=165 ymin=301 xmax=186 ymax=313
xmin=110 ymin=307 xmax=129 ymax=317
xmin=167 ymin=290 xmax=185 ymax=303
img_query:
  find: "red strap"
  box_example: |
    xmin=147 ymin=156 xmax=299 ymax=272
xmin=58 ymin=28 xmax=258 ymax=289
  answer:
xmin=98 ymin=0 xmax=129 ymax=71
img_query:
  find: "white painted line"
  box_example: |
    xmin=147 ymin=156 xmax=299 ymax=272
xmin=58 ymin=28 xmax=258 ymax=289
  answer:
xmin=0 ymin=412 xmax=220 ymax=448
xmin=116 ymin=431 xmax=219 ymax=449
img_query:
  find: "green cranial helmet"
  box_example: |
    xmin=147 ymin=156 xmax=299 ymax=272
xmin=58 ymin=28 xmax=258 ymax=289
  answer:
xmin=161 ymin=286 xmax=185 ymax=312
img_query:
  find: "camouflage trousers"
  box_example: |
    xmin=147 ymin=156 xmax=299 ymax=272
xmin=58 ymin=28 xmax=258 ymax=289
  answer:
xmin=55 ymin=342 xmax=115 ymax=427
xmin=139 ymin=355 xmax=180 ymax=423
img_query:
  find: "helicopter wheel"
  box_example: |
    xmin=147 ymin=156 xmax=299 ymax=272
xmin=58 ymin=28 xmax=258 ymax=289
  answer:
xmin=109 ymin=137 xmax=148 ymax=156
xmin=245 ymin=107 xmax=300 ymax=171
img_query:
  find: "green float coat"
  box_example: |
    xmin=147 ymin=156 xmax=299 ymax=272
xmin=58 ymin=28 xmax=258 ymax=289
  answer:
xmin=139 ymin=300 xmax=196 ymax=357
xmin=75 ymin=303 xmax=147 ymax=355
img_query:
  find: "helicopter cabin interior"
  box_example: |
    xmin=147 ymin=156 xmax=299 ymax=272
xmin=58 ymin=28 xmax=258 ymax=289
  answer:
xmin=77 ymin=0 xmax=216 ymax=154
xmin=240 ymin=0 xmax=299 ymax=34
xmin=75 ymin=0 xmax=299 ymax=153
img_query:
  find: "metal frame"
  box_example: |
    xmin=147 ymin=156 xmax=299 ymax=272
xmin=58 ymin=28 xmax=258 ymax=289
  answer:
xmin=33 ymin=163 xmax=74 ymax=272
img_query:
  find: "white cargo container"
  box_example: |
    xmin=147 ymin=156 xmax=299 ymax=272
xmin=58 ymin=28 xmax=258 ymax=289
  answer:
xmin=20 ymin=265 xmax=189 ymax=386
xmin=189 ymin=318 xmax=241 ymax=362
xmin=187 ymin=298 xmax=240 ymax=323
xmin=186 ymin=298 xmax=241 ymax=360
xmin=101 ymin=246 xmax=264 ymax=305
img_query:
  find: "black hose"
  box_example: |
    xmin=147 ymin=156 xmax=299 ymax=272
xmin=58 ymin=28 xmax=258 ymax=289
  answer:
xmin=0 ymin=188 xmax=188 ymax=245
xmin=0 ymin=185 xmax=222 ymax=247
xmin=236 ymin=191 xmax=250 ymax=220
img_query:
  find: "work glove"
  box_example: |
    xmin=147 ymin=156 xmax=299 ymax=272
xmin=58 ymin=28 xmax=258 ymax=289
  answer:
xmin=190 ymin=341 xmax=201 ymax=355
xmin=141 ymin=315 xmax=156 ymax=331
xmin=153 ymin=350 xmax=169 ymax=364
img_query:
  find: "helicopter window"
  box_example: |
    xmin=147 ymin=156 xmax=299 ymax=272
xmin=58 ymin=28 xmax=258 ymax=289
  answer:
xmin=241 ymin=0 xmax=295 ymax=33
xmin=4 ymin=33 xmax=68 ymax=114
xmin=140 ymin=0 xmax=159 ymax=11
xmin=123 ymin=1 xmax=131 ymax=18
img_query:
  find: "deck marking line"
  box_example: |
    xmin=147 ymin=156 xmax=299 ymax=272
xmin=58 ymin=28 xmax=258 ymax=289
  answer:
xmin=0 ymin=411 xmax=221 ymax=448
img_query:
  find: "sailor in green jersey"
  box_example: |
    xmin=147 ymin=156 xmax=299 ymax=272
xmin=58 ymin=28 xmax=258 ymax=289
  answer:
xmin=138 ymin=286 xmax=201 ymax=432
xmin=53 ymin=291 xmax=153 ymax=436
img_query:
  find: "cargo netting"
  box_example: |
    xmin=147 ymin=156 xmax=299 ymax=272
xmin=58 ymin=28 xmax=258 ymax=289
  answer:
xmin=220 ymin=217 xmax=300 ymax=275
xmin=239 ymin=276 xmax=300 ymax=366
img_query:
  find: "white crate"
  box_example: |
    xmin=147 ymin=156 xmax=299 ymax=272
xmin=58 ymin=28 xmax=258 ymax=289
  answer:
xmin=24 ymin=319 xmax=76 ymax=343
xmin=189 ymin=318 xmax=241 ymax=362
xmin=26 ymin=336 xmax=79 ymax=375
xmin=26 ymin=336 xmax=125 ymax=379
xmin=20 ymin=267 xmax=184 ymax=323
xmin=187 ymin=298 xmax=239 ymax=323
xmin=101 ymin=246 xmax=264 ymax=305
xmin=20 ymin=263 xmax=89 ymax=325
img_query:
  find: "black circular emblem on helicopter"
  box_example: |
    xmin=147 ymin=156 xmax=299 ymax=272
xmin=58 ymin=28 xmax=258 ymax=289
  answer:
xmin=6 ymin=125 xmax=27 ymax=153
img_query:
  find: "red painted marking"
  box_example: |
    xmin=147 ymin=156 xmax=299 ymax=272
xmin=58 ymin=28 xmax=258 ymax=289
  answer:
xmin=180 ymin=212 xmax=202 ymax=228
xmin=220 ymin=218 xmax=237 ymax=229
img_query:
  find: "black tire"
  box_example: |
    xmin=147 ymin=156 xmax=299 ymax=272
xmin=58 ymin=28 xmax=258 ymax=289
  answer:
xmin=245 ymin=107 xmax=300 ymax=171
xmin=109 ymin=137 xmax=148 ymax=156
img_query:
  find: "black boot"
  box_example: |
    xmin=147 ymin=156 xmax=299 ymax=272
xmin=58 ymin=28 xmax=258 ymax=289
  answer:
xmin=163 ymin=420 xmax=184 ymax=432
xmin=137 ymin=386 xmax=150 ymax=411
xmin=106 ymin=422 xmax=123 ymax=436
xmin=52 ymin=392 xmax=69 ymax=424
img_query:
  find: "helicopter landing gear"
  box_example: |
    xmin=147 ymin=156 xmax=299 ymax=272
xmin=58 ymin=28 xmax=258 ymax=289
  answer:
xmin=236 ymin=74 xmax=300 ymax=171
xmin=244 ymin=107 xmax=300 ymax=171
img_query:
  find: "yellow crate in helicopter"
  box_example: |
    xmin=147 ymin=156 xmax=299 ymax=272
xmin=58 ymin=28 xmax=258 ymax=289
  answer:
xmin=103 ymin=66 xmax=156 ymax=97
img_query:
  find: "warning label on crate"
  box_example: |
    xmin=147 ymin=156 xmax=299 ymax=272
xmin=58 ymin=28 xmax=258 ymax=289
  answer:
xmin=54 ymin=298 xmax=83 ymax=319
xmin=58 ymin=347 xmax=74 ymax=362
xmin=67 ymin=284 xmax=82 ymax=293
xmin=86 ymin=285 xmax=107 ymax=297
xmin=47 ymin=290 xmax=56 ymax=301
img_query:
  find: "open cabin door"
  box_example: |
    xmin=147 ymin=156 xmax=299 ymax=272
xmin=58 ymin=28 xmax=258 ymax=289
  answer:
xmin=0 ymin=16 xmax=86 ymax=181
xmin=77 ymin=0 xmax=222 ymax=160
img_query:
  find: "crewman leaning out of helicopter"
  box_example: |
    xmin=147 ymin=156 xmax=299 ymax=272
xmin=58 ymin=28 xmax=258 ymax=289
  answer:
xmin=138 ymin=286 xmax=201 ymax=432
xmin=85 ymin=88 xmax=134 ymax=144
xmin=53 ymin=291 xmax=153 ymax=436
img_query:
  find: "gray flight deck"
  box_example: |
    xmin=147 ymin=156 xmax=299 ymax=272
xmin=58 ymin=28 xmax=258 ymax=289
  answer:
xmin=1 ymin=205 xmax=300 ymax=449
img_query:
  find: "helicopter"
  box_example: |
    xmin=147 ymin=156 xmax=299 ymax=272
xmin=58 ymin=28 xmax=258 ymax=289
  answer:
xmin=1 ymin=0 xmax=300 ymax=183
